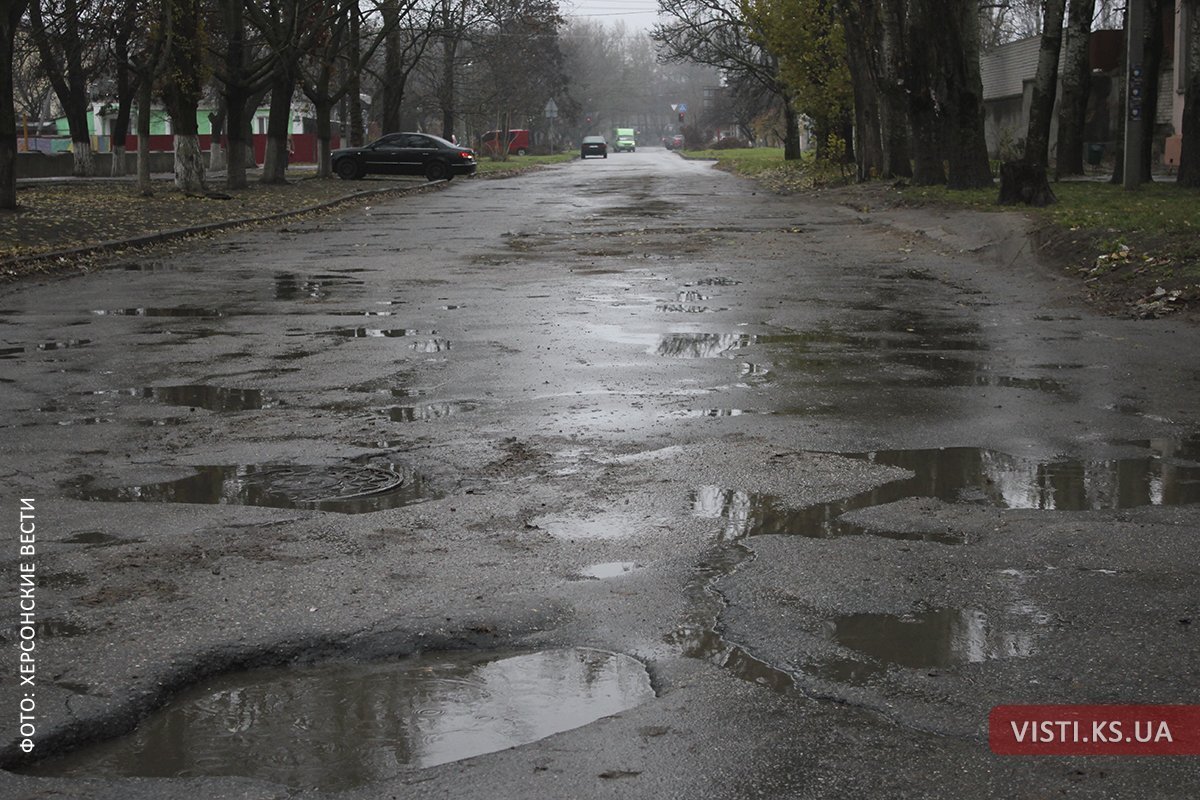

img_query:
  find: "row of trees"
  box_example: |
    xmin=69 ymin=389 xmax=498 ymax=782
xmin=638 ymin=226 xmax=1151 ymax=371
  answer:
xmin=654 ymin=0 xmax=1200 ymax=193
xmin=0 ymin=1 xmax=726 ymax=210
xmin=0 ymin=0 xmax=573 ymax=205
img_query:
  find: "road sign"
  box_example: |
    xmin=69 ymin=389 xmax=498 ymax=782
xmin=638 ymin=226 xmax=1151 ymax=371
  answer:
xmin=677 ymin=103 xmax=688 ymax=113
xmin=544 ymin=98 xmax=558 ymax=119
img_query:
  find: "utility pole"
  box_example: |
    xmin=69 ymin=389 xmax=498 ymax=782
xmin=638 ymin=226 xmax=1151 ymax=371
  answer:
xmin=1124 ymin=0 xmax=1145 ymax=189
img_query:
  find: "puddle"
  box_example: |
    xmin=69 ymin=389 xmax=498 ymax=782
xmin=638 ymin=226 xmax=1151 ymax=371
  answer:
xmin=38 ymin=339 xmax=92 ymax=351
xmin=691 ymin=485 xmax=963 ymax=544
xmin=655 ymin=304 xmax=722 ymax=313
xmin=327 ymin=311 xmax=395 ymax=317
xmin=0 ymin=346 xmax=24 ymax=358
xmin=386 ymin=402 xmax=477 ymax=422
xmin=690 ymin=277 xmax=740 ymax=286
xmin=809 ymin=607 xmax=1039 ymax=685
xmin=654 ymin=333 xmax=753 ymax=359
xmin=0 ymin=618 xmax=90 ymax=642
xmin=92 ymin=308 xmax=225 ymax=318
xmin=27 ymin=648 xmax=653 ymax=789
xmin=330 ymin=328 xmax=432 ymax=338
xmin=77 ymin=463 xmax=434 ymax=514
xmin=692 ymin=443 xmax=1200 ymax=544
xmin=61 ymin=531 xmax=134 ymax=547
xmin=580 ymin=562 xmax=639 ymax=579
xmin=142 ymin=385 xmax=271 ymax=412
xmin=411 ymin=338 xmax=452 ymax=353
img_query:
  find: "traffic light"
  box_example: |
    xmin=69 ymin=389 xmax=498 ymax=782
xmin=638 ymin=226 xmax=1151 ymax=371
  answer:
xmin=678 ymin=112 xmax=685 ymax=122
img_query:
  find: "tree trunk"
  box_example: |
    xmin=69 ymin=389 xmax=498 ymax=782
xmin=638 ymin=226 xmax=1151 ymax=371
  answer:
xmin=1139 ymin=0 xmax=1166 ymax=180
xmin=783 ymin=95 xmax=802 ymax=160
xmin=66 ymin=102 xmax=93 ymax=177
xmin=1180 ymin=0 xmax=1200 ymax=186
xmin=1055 ymin=0 xmax=1095 ymax=177
xmin=381 ymin=9 xmax=402 ymax=132
xmin=208 ymin=104 xmax=227 ymax=171
xmin=315 ymin=99 xmax=333 ymax=178
xmin=905 ymin=0 xmax=945 ymax=184
xmin=0 ymin=0 xmax=24 ymax=210
xmin=839 ymin=2 xmax=883 ymax=180
xmin=174 ymin=133 xmax=205 ymax=193
xmin=261 ymin=70 xmax=294 ymax=184
xmin=440 ymin=30 xmax=458 ymax=141
xmin=1024 ymin=0 xmax=1067 ymax=169
xmin=136 ymin=70 xmax=152 ymax=194
xmin=349 ymin=6 xmax=364 ymax=146
xmin=941 ymin=0 xmax=993 ymax=189
xmin=1111 ymin=4 xmax=1128 ymax=184
xmin=110 ymin=60 xmax=135 ymax=177
xmin=877 ymin=0 xmax=911 ymax=178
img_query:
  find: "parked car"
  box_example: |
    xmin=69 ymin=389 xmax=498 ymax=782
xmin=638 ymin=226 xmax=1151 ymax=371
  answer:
xmin=580 ymin=136 xmax=608 ymax=159
xmin=332 ymin=133 xmax=477 ymax=181
xmin=667 ymin=134 xmax=684 ymax=150
xmin=613 ymin=128 xmax=636 ymax=152
xmin=480 ymin=129 xmax=531 ymax=156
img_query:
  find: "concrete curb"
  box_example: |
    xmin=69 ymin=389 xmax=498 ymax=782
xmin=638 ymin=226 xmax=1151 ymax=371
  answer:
xmin=0 ymin=179 xmax=448 ymax=278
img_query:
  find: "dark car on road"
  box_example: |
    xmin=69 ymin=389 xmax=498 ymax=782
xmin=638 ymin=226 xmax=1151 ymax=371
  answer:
xmin=332 ymin=133 xmax=477 ymax=181
xmin=580 ymin=136 xmax=608 ymax=159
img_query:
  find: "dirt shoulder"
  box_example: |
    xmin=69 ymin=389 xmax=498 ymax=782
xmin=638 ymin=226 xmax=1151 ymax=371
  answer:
xmin=810 ymin=179 xmax=1200 ymax=321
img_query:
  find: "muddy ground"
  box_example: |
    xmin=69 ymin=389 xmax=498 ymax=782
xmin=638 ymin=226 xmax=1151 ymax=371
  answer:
xmin=1 ymin=149 xmax=1198 ymax=798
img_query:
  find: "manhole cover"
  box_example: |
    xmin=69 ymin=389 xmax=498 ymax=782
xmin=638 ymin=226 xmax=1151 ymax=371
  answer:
xmin=253 ymin=464 xmax=407 ymax=502
xmin=78 ymin=463 xmax=434 ymax=514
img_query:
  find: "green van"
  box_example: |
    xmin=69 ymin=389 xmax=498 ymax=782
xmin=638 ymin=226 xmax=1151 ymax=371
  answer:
xmin=614 ymin=128 xmax=636 ymax=152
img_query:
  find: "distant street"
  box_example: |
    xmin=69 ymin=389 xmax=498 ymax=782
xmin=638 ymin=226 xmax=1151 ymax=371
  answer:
xmin=3 ymin=148 xmax=1199 ymax=798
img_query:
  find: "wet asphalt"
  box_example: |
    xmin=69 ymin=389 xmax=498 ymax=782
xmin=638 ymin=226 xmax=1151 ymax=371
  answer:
xmin=2 ymin=149 xmax=1199 ymax=798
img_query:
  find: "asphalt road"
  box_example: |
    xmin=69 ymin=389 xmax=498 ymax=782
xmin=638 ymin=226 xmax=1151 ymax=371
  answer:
xmin=2 ymin=148 xmax=1199 ymax=798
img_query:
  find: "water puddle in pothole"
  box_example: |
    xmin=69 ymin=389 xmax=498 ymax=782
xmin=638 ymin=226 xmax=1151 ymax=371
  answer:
xmin=329 ymin=328 xmax=434 ymax=338
xmin=61 ymin=530 xmax=136 ymax=547
xmin=654 ymin=333 xmax=754 ymax=358
xmin=692 ymin=443 xmax=1200 ymax=545
xmin=131 ymin=385 xmax=272 ymax=412
xmin=25 ymin=648 xmax=653 ymax=789
xmin=385 ymin=402 xmax=477 ymax=422
xmin=580 ymin=562 xmax=639 ymax=579
xmin=92 ymin=308 xmax=226 ymax=318
xmin=808 ymin=606 xmax=1040 ymax=685
xmin=76 ymin=463 xmax=434 ymax=514
xmin=655 ymin=304 xmax=724 ymax=313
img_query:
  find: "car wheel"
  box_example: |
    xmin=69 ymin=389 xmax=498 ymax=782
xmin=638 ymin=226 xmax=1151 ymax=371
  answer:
xmin=335 ymin=158 xmax=361 ymax=180
xmin=603 ymin=153 xmax=607 ymax=159
xmin=425 ymin=161 xmax=447 ymax=181
xmin=516 ymin=148 xmax=527 ymax=156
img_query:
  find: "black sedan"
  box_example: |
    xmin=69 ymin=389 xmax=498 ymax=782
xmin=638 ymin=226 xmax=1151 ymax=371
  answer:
xmin=580 ymin=136 xmax=607 ymax=159
xmin=332 ymin=133 xmax=477 ymax=181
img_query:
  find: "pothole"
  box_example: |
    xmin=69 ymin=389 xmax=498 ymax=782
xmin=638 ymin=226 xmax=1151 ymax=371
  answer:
xmin=76 ymin=463 xmax=434 ymax=514
xmin=580 ymin=561 xmax=639 ymax=579
xmin=692 ymin=444 xmax=1200 ymax=545
xmin=24 ymin=648 xmax=654 ymax=789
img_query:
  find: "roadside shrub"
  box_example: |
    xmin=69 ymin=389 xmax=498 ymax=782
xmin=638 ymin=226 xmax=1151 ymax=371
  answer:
xmin=713 ymin=137 xmax=748 ymax=150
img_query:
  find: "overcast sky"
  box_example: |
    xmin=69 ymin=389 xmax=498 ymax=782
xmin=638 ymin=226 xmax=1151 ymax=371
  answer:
xmin=561 ymin=0 xmax=663 ymax=33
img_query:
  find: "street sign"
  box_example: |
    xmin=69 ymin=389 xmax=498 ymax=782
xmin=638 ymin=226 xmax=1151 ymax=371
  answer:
xmin=677 ymin=103 xmax=688 ymax=113
xmin=670 ymin=104 xmax=678 ymax=112
xmin=544 ymin=98 xmax=558 ymax=119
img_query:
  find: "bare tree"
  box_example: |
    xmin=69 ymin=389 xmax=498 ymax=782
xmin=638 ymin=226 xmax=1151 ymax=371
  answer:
xmin=27 ymin=0 xmax=110 ymax=176
xmin=1055 ymin=0 xmax=1095 ymax=178
xmin=1180 ymin=0 xmax=1200 ymax=186
xmin=1 ymin=0 xmax=29 ymax=210
xmin=653 ymin=0 xmax=802 ymax=158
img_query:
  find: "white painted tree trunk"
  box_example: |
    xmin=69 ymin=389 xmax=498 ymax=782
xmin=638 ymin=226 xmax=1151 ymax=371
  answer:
xmin=72 ymin=139 xmax=94 ymax=177
xmin=209 ymin=141 xmax=227 ymax=171
xmin=173 ymin=134 xmax=206 ymax=193
xmin=110 ymin=145 xmax=127 ymax=177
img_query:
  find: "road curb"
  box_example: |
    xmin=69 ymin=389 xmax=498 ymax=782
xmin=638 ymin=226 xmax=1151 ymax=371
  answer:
xmin=0 ymin=179 xmax=449 ymax=280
